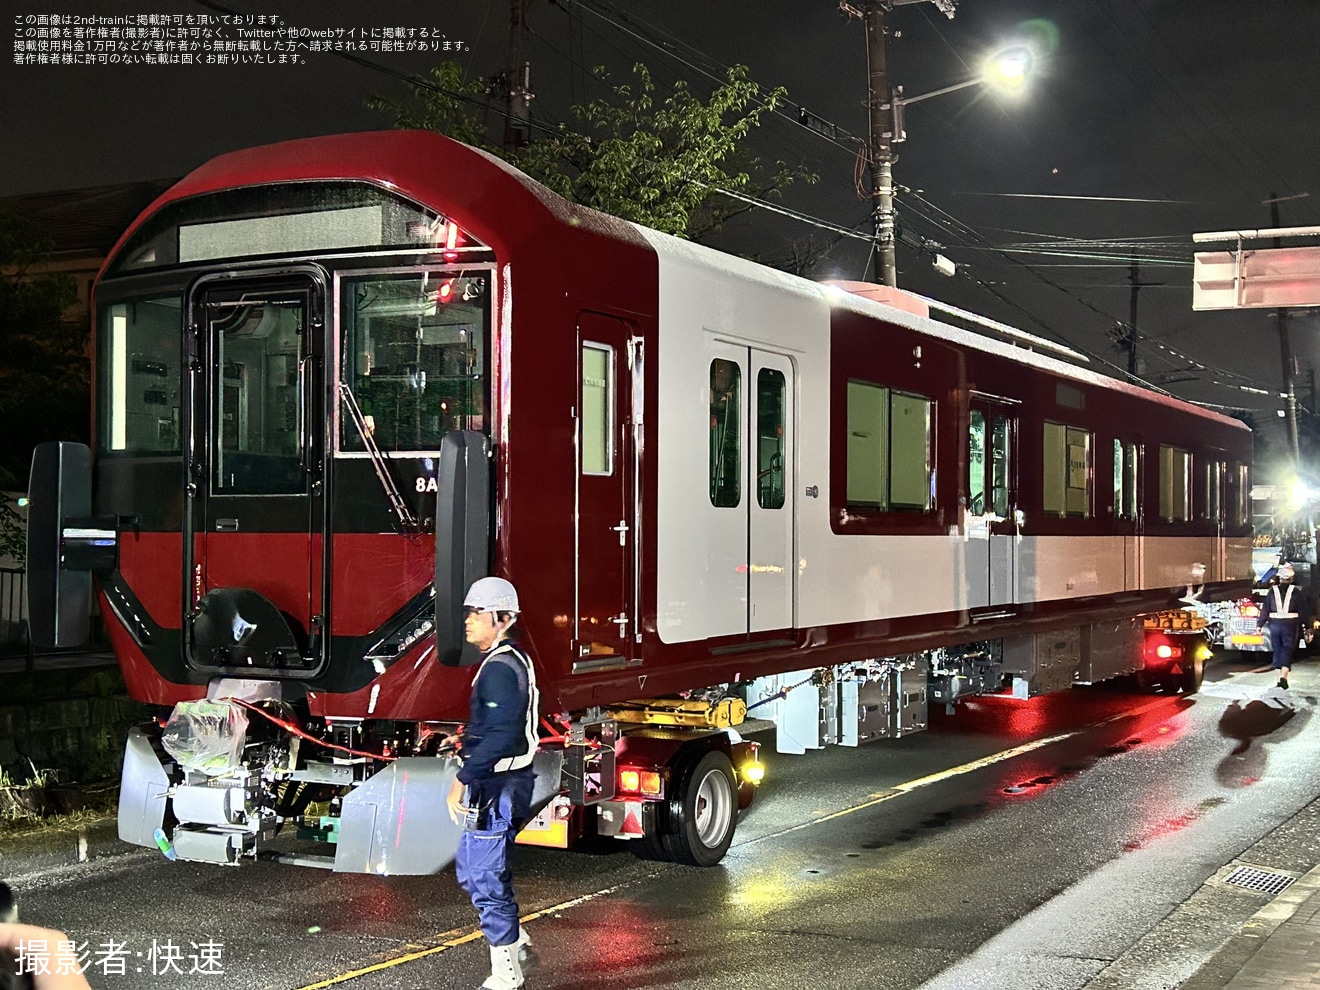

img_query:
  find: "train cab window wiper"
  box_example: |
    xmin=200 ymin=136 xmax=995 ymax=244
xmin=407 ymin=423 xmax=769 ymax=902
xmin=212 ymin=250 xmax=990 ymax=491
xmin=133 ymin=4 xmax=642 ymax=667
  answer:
xmin=340 ymin=381 xmax=421 ymax=532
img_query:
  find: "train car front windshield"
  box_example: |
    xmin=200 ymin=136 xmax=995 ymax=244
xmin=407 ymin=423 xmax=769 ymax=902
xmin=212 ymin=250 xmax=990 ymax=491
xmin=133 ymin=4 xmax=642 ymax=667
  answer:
xmin=91 ymin=179 xmax=494 ymax=685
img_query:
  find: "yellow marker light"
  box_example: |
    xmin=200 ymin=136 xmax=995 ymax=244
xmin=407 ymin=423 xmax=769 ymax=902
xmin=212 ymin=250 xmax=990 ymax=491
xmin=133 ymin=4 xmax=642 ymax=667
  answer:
xmin=743 ymin=763 xmax=765 ymax=784
xmin=639 ymin=771 xmax=663 ymax=797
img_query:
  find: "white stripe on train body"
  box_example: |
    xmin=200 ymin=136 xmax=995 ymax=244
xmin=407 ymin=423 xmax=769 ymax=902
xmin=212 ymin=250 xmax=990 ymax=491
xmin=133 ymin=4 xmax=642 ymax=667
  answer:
xmin=636 ymin=224 xmax=1252 ymax=647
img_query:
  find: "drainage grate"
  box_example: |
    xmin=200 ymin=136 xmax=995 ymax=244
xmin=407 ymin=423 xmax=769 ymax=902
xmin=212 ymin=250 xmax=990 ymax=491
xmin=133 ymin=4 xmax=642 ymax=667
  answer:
xmin=1222 ymin=866 xmax=1297 ymax=896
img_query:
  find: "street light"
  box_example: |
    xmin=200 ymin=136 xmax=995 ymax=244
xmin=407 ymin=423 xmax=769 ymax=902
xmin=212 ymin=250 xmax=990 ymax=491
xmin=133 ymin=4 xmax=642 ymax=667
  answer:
xmin=862 ymin=19 xmax=1038 ymax=285
xmin=891 ymin=45 xmax=1035 ymax=137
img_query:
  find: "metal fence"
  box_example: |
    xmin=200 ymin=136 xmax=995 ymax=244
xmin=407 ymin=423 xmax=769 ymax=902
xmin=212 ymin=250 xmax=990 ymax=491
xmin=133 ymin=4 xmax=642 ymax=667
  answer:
xmin=0 ymin=567 xmax=112 ymax=668
xmin=0 ymin=566 xmax=33 ymax=664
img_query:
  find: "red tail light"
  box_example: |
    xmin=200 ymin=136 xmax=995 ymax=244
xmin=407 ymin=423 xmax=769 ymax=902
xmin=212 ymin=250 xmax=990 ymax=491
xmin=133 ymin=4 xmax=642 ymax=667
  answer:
xmin=617 ymin=767 xmax=664 ymax=798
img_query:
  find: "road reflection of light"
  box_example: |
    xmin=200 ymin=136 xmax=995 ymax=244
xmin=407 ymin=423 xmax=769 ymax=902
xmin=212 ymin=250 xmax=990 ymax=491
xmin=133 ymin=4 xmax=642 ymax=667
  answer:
xmin=1124 ymin=787 xmax=1227 ymax=852
xmin=562 ymin=899 xmax=677 ymax=976
xmin=996 ymin=702 xmax=1191 ymax=800
xmin=728 ymin=878 xmax=790 ymax=910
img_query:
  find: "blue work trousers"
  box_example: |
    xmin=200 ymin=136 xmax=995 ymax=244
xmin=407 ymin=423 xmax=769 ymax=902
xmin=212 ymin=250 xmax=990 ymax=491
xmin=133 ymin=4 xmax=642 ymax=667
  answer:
xmin=455 ymin=769 xmax=534 ymax=947
xmin=1268 ymin=619 xmax=1301 ymax=670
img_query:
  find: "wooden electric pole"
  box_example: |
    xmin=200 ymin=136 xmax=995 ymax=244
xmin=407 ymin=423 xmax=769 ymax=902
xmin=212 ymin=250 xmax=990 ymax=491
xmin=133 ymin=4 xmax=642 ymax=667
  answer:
xmin=503 ymin=0 xmax=534 ymax=153
xmin=1268 ymin=191 xmax=1302 ymax=466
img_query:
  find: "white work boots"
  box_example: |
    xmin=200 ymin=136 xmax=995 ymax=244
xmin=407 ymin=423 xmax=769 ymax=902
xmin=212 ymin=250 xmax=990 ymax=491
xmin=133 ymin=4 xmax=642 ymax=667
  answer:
xmin=480 ymin=929 xmax=533 ymax=990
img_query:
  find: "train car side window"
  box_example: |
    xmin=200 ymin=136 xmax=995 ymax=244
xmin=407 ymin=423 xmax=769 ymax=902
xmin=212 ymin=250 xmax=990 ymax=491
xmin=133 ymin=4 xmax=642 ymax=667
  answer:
xmin=968 ymin=411 xmax=986 ymax=513
xmin=1043 ymin=421 xmax=1092 ymax=518
xmin=581 ymin=343 xmax=614 ymax=476
xmin=990 ymin=415 xmax=1011 ymax=516
xmin=1112 ymin=440 xmax=1124 ymax=519
xmin=1203 ymin=459 xmax=1223 ymax=521
xmin=757 ymin=368 xmax=786 ymax=509
xmin=101 ymin=297 xmax=183 ymax=453
xmin=847 ymin=380 xmax=933 ymax=512
xmin=1231 ymin=462 xmax=1251 ymax=527
xmin=1113 ymin=440 xmax=1139 ymax=520
xmin=710 ymin=359 xmax=741 ymax=507
xmin=1159 ymin=445 xmax=1192 ymax=522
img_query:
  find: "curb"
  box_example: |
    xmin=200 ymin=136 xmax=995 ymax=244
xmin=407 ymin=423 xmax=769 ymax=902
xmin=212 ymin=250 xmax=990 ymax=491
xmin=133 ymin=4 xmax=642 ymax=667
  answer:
xmin=0 ymin=817 xmax=137 ymax=877
xmin=1179 ymin=861 xmax=1320 ymax=989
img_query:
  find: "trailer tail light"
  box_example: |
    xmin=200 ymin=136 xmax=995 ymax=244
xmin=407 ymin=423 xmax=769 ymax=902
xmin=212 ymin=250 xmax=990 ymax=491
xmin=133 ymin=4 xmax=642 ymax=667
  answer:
xmin=617 ymin=767 xmax=663 ymax=799
xmin=1144 ymin=634 xmax=1182 ymax=665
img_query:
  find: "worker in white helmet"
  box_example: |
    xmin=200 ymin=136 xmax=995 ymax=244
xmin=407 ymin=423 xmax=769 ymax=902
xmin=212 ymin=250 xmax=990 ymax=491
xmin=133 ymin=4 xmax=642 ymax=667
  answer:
xmin=447 ymin=576 xmax=540 ymax=990
xmin=1258 ymin=562 xmax=1311 ymax=689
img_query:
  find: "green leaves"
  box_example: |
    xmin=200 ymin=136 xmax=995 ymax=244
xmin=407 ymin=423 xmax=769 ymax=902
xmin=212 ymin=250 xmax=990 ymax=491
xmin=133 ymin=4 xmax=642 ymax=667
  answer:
xmin=369 ymin=60 xmax=815 ymax=243
xmin=366 ymin=62 xmax=496 ymax=152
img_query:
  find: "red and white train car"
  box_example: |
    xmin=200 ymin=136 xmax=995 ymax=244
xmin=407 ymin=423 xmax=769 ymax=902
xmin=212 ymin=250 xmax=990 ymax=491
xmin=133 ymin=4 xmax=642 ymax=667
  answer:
xmin=27 ymin=131 xmax=1251 ymax=870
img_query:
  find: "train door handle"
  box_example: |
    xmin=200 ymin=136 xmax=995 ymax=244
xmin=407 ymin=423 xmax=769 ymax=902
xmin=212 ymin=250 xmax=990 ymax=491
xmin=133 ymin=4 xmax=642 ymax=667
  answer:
xmin=610 ymin=612 xmax=629 ymax=634
xmin=215 ymin=518 xmax=239 ymax=532
xmin=611 ymin=520 xmax=629 ymax=545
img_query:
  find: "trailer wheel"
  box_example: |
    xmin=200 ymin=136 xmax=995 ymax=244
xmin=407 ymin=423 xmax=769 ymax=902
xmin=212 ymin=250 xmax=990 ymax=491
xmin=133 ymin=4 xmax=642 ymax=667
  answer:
xmin=1179 ymin=655 xmax=1205 ymax=695
xmin=665 ymin=750 xmax=738 ymax=867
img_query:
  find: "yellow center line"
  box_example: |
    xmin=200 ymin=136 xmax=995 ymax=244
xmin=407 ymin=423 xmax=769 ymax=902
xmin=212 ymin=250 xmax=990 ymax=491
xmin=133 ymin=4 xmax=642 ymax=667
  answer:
xmin=744 ymin=695 xmax=1177 ymax=837
xmin=291 ymin=694 xmax=1179 ymax=988
xmin=289 ymin=874 xmax=664 ymax=990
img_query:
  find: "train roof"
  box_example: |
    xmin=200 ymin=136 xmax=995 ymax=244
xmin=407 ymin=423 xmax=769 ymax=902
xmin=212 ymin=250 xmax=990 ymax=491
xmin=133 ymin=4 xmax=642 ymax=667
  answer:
xmin=631 ymin=224 xmax=1247 ymax=432
xmin=104 ymin=129 xmax=1247 ymax=435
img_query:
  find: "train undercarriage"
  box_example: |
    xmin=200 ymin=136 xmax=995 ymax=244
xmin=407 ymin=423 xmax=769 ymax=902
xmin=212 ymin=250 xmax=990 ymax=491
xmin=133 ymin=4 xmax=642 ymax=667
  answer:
xmin=118 ymin=617 xmax=1206 ymax=872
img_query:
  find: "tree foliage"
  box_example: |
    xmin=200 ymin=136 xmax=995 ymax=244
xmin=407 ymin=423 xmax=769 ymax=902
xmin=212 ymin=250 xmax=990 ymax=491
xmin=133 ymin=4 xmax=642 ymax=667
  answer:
xmin=370 ymin=61 xmax=813 ymax=242
xmin=0 ymin=212 xmax=87 ymax=493
xmin=366 ymin=63 xmax=495 ymax=151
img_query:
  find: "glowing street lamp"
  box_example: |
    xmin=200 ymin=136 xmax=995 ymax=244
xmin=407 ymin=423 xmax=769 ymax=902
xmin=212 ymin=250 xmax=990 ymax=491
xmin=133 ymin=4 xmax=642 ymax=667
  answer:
xmin=867 ymin=38 xmax=1038 ymax=286
xmin=889 ymin=46 xmax=1036 ymax=144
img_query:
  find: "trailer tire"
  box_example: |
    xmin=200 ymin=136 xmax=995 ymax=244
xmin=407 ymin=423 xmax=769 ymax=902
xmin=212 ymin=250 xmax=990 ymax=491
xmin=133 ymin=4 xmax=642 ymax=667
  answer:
xmin=664 ymin=750 xmax=738 ymax=867
xmin=1179 ymin=655 xmax=1205 ymax=695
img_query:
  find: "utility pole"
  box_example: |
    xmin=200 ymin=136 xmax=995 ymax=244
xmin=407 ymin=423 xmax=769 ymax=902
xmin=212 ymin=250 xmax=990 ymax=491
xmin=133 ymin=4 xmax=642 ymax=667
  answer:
xmin=1267 ymin=191 xmax=1302 ymax=466
xmin=862 ymin=0 xmax=897 ymax=286
xmin=1127 ymin=260 xmax=1141 ymax=375
xmin=502 ymin=0 xmax=534 ymax=153
xmin=1120 ymin=259 xmax=1164 ymax=377
xmin=847 ymin=0 xmax=958 ymax=286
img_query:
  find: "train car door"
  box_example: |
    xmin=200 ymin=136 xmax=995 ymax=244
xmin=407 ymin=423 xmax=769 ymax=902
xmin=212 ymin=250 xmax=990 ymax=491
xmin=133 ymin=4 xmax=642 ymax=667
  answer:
xmin=1113 ymin=439 xmax=1143 ymax=589
xmin=185 ymin=273 xmax=325 ymax=662
xmin=574 ymin=313 xmax=639 ymax=661
xmin=749 ymin=353 xmax=794 ymax=633
xmin=708 ymin=341 xmax=796 ymax=637
xmin=968 ymin=397 xmax=1019 ymax=610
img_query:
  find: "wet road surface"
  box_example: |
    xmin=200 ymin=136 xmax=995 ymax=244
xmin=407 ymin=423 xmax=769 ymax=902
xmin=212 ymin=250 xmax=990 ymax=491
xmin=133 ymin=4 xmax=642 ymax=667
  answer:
xmin=10 ymin=654 xmax=1320 ymax=990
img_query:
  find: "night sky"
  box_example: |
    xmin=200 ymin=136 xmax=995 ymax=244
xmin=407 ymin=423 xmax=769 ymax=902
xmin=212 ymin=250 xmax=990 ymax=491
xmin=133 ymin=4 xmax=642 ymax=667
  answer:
xmin=5 ymin=0 xmax=1319 ymax=423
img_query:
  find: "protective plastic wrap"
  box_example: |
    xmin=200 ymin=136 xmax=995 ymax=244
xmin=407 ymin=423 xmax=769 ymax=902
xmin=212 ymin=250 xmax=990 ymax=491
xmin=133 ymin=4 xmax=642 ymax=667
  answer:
xmin=160 ymin=699 xmax=249 ymax=776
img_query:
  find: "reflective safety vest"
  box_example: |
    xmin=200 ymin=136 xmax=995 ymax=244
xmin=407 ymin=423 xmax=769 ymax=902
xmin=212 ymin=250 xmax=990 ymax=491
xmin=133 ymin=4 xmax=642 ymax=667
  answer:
xmin=1271 ymin=584 xmax=1300 ymax=621
xmin=473 ymin=641 xmax=540 ymax=773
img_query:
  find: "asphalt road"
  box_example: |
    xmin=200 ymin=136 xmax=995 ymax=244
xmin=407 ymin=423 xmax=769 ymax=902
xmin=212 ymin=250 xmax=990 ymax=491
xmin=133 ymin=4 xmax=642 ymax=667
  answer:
xmin=10 ymin=653 xmax=1320 ymax=990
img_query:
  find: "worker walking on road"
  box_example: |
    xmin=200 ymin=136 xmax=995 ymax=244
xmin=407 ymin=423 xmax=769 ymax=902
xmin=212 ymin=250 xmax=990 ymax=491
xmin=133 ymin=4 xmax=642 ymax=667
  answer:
xmin=448 ymin=577 xmax=540 ymax=990
xmin=1259 ymin=562 xmax=1312 ymax=689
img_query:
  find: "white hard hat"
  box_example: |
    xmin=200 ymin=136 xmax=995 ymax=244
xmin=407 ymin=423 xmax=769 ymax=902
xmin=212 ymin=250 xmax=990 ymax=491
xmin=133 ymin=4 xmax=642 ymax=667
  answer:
xmin=1279 ymin=563 xmax=1296 ymax=581
xmin=463 ymin=576 xmax=520 ymax=613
